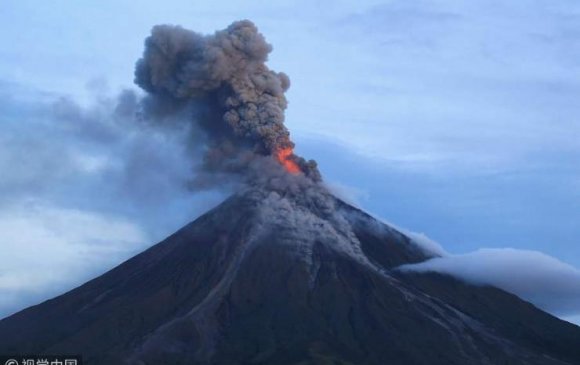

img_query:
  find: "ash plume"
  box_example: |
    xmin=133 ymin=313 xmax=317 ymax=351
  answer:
xmin=134 ymin=20 xmax=320 ymax=186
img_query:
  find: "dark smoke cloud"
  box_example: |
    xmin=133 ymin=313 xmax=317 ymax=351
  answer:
xmin=0 ymin=21 xmax=325 ymax=219
xmin=134 ymin=20 xmax=320 ymax=183
xmin=0 ymin=20 xmax=331 ymax=322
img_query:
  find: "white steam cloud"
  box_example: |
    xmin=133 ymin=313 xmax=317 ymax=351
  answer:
xmin=399 ymin=248 xmax=580 ymax=319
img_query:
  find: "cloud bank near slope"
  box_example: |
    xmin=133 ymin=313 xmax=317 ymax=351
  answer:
xmin=399 ymin=248 xmax=580 ymax=322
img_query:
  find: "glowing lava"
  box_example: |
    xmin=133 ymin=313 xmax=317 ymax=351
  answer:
xmin=276 ymin=147 xmax=301 ymax=174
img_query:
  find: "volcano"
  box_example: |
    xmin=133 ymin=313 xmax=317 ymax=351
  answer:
xmin=0 ymin=185 xmax=579 ymax=365
xmin=2 ymin=19 xmax=579 ymax=365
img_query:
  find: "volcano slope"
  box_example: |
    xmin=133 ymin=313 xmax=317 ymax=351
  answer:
xmin=0 ymin=184 xmax=579 ymax=365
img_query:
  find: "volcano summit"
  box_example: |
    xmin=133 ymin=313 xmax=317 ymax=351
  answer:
xmin=0 ymin=21 xmax=579 ymax=365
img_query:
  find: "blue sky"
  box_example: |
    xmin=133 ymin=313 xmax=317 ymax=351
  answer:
xmin=0 ymin=1 xmax=579 ymax=324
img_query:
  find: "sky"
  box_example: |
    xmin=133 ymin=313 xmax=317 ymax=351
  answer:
xmin=0 ymin=1 xmax=579 ymax=324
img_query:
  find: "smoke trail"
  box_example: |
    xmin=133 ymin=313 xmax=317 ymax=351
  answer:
xmin=134 ymin=20 xmax=320 ymax=184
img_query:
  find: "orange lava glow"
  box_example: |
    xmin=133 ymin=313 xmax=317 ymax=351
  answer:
xmin=276 ymin=147 xmax=301 ymax=174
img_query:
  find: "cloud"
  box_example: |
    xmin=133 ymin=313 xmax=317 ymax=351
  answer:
xmin=282 ymin=0 xmax=580 ymax=177
xmin=399 ymin=248 xmax=580 ymax=317
xmin=338 ymin=0 xmax=462 ymax=49
xmin=402 ymin=230 xmax=448 ymax=257
xmin=325 ymin=180 xmax=369 ymax=207
xmin=0 ymin=80 xmax=221 ymax=211
xmin=0 ymin=201 xmax=147 ymax=319
xmin=0 ymin=86 xmax=187 ymax=201
xmin=379 ymin=219 xmax=448 ymax=257
xmin=0 ymin=80 xmax=228 ymax=318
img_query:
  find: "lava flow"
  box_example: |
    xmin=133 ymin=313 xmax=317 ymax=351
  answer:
xmin=276 ymin=147 xmax=301 ymax=174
